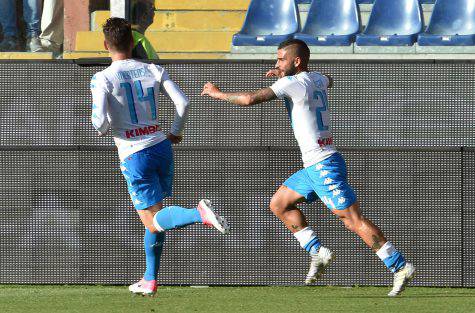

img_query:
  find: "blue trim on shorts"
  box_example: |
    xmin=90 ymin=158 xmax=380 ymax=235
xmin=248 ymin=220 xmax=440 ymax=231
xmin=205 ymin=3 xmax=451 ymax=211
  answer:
xmin=283 ymin=153 xmax=357 ymax=211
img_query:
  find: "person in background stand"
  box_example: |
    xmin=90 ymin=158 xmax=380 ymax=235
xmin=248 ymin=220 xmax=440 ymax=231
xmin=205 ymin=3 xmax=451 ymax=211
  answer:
xmin=131 ymin=0 xmax=158 ymax=59
xmin=0 ymin=0 xmax=42 ymax=52
xmin=39 ymin=0 xmax=63 ymax=56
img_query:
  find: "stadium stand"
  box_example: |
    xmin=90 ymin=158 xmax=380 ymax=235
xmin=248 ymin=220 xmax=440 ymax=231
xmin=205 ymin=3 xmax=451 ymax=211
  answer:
xmin=232 ymin=0 xmax=300 ymax=46
xmin=4 ymin=0 xmax=475 ymax=59
xmin=0 ymin=52 xmax=53 ymax=59
xmin=293 ymin=0 xmax=360 ymax=46
xmin=355 ymin=0 xmax=423 ymax=46
xmin=418 ymin=0 xmax=475 ymax=46
xmin=68 ymin=0 xmax=250 ymax=59
xmin=229 ymin=0 xmax=473 ymax=58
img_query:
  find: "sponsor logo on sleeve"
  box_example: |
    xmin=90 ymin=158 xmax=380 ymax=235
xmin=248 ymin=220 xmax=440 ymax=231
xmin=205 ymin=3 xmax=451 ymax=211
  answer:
xmin=318 ymin=137 xmax=333 ymax=147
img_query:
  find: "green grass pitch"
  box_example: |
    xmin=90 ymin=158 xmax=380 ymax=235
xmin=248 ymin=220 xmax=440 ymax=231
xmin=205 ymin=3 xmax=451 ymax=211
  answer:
xmin=1 ymin=285 xmax=475 ymax=313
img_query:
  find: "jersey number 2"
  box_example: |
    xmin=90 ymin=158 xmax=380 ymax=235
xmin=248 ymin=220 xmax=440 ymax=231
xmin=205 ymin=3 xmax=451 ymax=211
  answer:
xmin=120 ymin=80 xmax=157 ymax=124
xmin=313 ymin=90 xmax=329 ymax=131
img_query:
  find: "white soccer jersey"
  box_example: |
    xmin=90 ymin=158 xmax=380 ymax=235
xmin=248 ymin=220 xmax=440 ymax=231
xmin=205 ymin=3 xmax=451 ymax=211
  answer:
xmin=270 ymin=71 xmax=337 ymax=168
xmin=90 ymin=59 xmax=189 ymax=161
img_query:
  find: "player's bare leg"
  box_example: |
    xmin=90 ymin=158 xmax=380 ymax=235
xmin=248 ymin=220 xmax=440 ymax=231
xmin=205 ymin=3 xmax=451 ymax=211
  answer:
xmin=137 ymin=203 xmax=163 ymax=233
xmin=331 ymin=202 xmax=387 ymax=252
xmin=332 ymin=202 xmax=415 ymax=296
xmin=269 ymin=185 xmax=307 ymax=232
xmin=270 ymin=185 xmax=335 ymax=284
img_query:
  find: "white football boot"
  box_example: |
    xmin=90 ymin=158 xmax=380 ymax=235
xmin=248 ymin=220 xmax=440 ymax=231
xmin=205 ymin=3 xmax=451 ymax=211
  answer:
xmin=388 ymin=263 xmax=416 ymax=297
xmin=305 ymin=246 xmax=335 ymax=284
xmin=197 ymin=199 xmax=230 ymax=234
xmin=129 ymin=278 xmax=157 ymax=296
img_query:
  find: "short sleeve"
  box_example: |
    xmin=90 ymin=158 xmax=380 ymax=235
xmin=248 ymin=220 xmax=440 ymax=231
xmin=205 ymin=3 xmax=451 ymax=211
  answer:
xmin=321 ymin=74 xmax=330 ymax=88
xmin=270 ymin=77 xmax=298 ymax=99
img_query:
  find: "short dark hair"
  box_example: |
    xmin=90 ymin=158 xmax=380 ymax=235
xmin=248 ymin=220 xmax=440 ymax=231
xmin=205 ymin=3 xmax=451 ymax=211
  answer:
xmin=278 ymin=39 xmax=310 ymax=65
xmin=102 ymin=17 xmax=133 ymax=52
xmin=132 ymin=0 xmax=153 ymax=23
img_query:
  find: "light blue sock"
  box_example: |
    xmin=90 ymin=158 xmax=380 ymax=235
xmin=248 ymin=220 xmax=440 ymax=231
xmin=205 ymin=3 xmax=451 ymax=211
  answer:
xmin=305 ymin=237 xmax=322 ymax=254
xmin=143 ymin=230 xmax=165 ymax=281
xmin=383 ymin=252 xmax=406 ymax=273
xmin=376 ymin=241 xmax=406 ymax=273
xmin=153 ymin=206 xmax=203 ymax=231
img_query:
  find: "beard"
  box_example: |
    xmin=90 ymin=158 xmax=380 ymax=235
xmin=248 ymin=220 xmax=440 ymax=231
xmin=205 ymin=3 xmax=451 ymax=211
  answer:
xmin=282 ymin=65 xmax=298 ymax=77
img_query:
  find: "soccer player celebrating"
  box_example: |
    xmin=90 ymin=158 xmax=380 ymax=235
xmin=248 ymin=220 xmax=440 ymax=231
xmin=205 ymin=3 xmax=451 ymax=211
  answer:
xmin=201 ymin=39 xmax=415 ymax=296
xmin=90 ymin=17 xmax=229 ymax=296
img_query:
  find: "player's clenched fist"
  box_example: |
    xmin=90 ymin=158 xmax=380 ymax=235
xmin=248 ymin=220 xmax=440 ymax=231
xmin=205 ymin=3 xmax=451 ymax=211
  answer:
xmin=265 ymin=69 xmax=281 ymax=78
xmin=201 ymin=82 xmax=222 ymax=99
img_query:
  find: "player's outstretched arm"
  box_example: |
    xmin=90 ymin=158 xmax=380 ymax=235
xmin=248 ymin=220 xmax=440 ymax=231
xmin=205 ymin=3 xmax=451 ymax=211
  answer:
xmin=201 ymin=82 xmax=277 ymax=106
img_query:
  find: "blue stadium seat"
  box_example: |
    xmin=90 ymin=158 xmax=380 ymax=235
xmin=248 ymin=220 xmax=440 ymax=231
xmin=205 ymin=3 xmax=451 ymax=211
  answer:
xmin=232 ymin=0 xmax=300 ymax=46
xmin=294 ymin=0 xmax=360 ymax=46
xmin=357 ymin=0 xmax=433 ymax=3
xmin=418 ymin=0 xmax=475 ymax=46
xmin=355 ymin=0 xmax=423 ymax=46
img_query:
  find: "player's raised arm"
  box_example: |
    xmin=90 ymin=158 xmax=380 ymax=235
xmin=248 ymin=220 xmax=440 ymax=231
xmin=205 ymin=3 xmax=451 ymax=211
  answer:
xmin=201 ymin=82 xmax=277 ymax=106
xmin=159 ymin=71 xmax=190 ymax=144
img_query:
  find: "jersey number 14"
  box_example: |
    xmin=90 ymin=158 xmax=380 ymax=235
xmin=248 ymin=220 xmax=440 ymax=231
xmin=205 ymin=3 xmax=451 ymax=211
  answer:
xmin=120 ymin=80 xmax=157 ymax=124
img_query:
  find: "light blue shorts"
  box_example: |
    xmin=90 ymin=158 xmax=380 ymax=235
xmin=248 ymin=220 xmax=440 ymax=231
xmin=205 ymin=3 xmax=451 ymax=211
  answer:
xmin=120 ymin=140 xmax=174 ymax=210
xmin=283 ymin=152 xmax=357 ymax=211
